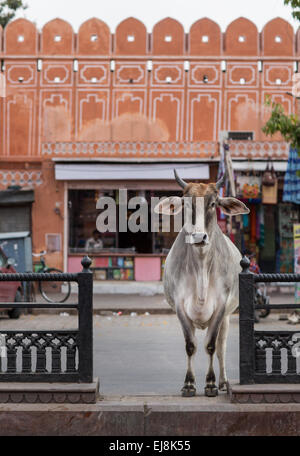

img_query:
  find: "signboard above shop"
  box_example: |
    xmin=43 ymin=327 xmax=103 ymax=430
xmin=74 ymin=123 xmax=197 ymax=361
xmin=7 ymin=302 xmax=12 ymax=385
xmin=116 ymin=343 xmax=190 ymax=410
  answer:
xmin=55 ymin=163 xmax=210 ymax=181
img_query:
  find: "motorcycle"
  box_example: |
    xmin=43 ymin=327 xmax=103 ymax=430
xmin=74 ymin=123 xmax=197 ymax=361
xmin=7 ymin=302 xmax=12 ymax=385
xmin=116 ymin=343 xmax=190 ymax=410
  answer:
xmin=255 ymin=283 xmax=270 ymax=320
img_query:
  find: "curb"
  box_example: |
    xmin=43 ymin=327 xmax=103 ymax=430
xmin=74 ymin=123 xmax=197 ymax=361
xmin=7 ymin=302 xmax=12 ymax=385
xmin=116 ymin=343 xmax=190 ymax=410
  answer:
xmin=29 ymin=308 xmax=174 ymax=316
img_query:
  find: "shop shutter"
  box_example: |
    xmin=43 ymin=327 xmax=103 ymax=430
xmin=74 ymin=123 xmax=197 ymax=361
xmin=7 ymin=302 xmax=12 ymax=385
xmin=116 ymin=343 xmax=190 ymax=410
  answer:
xmin=0 ymin=205 xmax=31 ymax=233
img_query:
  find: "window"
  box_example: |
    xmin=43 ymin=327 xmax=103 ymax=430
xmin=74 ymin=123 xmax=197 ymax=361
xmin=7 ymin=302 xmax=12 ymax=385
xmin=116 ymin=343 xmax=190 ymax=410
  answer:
xmin=228 ymin=131 xmax=253 ymax=141
xmin=238 ymin=36 xmax=245 ymax=43
xmin=17 ymin=35 xmax=24 ymax=42
xmin=275 ymin=36 xmax=282 ymax=43
xmin=240 ymin=78 xmax=246 ymax=85
xmin=127 ymin=35 xmax=135 ymax=42
xmin=68 ymin=189 xmax=181 ymax=255
xmin=164 ymin=35 xmax=172 ymax=42
xmin=54 ymin=35 xmax=62 ymax=42
xmin=202 ymin=35 xmax=209 ymax=43
xmin=91 ymin=35 xmax=98 ymax=42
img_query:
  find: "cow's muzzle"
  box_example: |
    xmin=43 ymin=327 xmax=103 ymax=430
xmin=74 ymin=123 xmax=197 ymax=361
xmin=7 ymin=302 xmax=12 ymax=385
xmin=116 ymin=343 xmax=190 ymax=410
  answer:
xmin=185 ymin=232 xmax=209 ymax=245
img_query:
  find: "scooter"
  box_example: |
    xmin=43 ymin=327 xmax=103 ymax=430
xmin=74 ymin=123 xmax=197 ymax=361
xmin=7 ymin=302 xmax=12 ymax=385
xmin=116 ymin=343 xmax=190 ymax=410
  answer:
xmin=255 ymin=283 xmax=271 ymax=320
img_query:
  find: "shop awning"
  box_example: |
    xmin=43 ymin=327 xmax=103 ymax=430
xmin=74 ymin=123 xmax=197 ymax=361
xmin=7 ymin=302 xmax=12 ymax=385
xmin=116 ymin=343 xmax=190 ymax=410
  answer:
xmin=55 ymin=163 xmax=210 ymax=181
xmin=232 ymin=161 xmax=287 ymax=172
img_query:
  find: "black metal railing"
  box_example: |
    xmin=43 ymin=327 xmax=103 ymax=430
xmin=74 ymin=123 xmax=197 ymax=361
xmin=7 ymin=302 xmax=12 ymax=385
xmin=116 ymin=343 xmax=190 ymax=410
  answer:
xmin=0 ymin=256 xmax=93 ymax=383
xmin=239 ymin=256 xmax=300 ymax=385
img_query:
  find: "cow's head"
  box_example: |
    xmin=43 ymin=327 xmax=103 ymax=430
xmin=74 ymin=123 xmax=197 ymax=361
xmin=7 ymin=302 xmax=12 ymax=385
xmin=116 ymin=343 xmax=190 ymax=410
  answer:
xmin=154 ymin=169 xmax=250 ymax=247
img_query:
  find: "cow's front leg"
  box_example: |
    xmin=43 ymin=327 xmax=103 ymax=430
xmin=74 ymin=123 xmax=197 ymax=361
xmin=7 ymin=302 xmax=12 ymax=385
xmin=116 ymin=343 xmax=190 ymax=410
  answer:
xmin=216 ymin=315 xmax=230 ymax=391
xmin=177 ymin=308 xmax=197 ymax=397
xmin=204 ymin=307 xmax=225 ymax=397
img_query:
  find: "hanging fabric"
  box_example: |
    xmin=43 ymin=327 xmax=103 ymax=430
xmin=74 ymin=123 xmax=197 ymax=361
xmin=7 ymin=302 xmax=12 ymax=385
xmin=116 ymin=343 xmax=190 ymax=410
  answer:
xmin=217 ymin=142 xmax=227 ymax=220
xmin=283 ymin=147 xmax=300 ymax=204
xmin=260 ymin=206 xmax=276 ymax=260
xmin=259 ymin=205 xmax=265 ymax=248
xmin=250 ymin=205 xmax=257 ymax=244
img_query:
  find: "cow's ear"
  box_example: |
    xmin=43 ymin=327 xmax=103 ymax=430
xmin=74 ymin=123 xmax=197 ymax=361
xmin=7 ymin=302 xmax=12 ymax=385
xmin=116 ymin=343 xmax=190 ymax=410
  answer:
xmin=218 ymin=197 xmax=250 ymax=216
xmin=154 ymin=196 xmax=183 ymax=215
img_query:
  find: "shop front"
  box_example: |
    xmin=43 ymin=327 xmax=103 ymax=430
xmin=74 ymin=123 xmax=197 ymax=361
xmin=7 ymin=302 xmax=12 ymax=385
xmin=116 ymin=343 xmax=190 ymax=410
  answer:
xmin=55 ymin=161 xmax=212 ymax=281
xmin=232 ymin=160 xmax=299 ymax=274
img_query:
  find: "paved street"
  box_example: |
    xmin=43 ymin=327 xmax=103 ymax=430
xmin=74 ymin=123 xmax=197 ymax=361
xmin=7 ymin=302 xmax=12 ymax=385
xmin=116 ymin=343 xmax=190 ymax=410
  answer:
xmin=25 ymin=286 xmax=297 ymax=314
xmin=0 ymin=312 xmax=298 ymax=396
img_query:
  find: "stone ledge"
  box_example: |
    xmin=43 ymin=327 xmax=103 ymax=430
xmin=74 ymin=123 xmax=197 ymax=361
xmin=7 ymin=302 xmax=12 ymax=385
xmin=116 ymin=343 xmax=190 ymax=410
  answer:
xmin=3 ymin=395 xmax=300 ymax=435
xmin=230 ymin=382 xmax=300 ymax=404
xmin=0 ymin=379 xmax=99 ymax=404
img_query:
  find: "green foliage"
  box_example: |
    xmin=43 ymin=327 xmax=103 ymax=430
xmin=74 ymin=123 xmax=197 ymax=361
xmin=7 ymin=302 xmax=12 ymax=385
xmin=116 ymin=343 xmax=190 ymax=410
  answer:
xmin=0 ymin=0 xmax=27 ymax=28
xmin=262 ymin=95 xmax=300 ymax=151
xmin=284 ymin=0 xmax=300 ymax=21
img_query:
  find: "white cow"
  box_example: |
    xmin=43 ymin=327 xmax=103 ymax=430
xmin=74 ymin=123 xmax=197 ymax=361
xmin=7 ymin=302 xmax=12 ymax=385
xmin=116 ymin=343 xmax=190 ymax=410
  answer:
xmin=154 ymin=170 xmax=249 ymax=397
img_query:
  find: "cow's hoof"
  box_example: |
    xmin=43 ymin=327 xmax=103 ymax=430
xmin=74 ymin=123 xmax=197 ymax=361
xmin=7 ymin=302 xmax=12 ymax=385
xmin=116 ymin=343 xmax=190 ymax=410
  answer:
xmin=181 ymin=385 xmax=196 ymax=397
xmin=219 ymin=381 xmax=228 ymax=392
xmin=205 ymin=385 xmax=218 ymax=397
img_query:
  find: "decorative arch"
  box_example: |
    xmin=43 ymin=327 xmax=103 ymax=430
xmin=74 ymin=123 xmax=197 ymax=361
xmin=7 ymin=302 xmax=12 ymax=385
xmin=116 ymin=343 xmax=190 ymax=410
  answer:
xmin=262 ymin=18 xmax=294 ymax=56
xmin=225 ymin=17 xmax=258 ymax=56
xmin=77 ymin=18 xmax=110 ymax=55
xmin=4 ymin=18 xmax=38 ymax=55
xmin=115 ymin=17 xmax=147 ymax=55
xmin=189 ymin=18 xmax=221 ymax=56
xmin=41 ymin=18 xmax=74 ymax=55
xmin=152 ymin=18 xmax=185 ymax=55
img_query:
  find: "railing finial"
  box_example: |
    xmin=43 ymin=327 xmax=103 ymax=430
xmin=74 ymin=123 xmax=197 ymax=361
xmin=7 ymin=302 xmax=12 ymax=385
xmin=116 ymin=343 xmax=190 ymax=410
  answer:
xmin=81 ymin=256 xmax=92 ymax=273
xmin=240 ymin=255 xmax=250 ymax=273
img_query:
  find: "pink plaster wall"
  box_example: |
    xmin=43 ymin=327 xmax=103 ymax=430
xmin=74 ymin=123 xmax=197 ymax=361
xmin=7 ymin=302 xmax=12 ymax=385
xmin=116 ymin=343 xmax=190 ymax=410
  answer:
xmin=134 ymin=257 xmax=161 ymax=281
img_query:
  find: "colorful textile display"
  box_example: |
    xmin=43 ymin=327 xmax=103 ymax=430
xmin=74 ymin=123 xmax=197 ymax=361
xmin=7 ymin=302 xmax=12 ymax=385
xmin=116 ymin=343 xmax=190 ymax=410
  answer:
xmin=260 ymin=206 xmax=276 ymax=260
xmin=283 ymin=147 xmax=300 ymax=204
xmin=279 ymin=204 xmax=294 ymax=240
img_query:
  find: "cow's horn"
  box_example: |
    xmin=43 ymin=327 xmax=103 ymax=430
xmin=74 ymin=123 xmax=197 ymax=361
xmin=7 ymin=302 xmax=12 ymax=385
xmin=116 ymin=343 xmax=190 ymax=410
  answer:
xmin=174 ymin=169 xmax=188 ymax=189
xmin=216 ymin=172 xmax=226 ymax=190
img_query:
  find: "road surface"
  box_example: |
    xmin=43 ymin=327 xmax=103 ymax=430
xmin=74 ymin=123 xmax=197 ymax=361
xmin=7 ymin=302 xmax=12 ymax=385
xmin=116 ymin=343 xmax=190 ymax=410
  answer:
xmin=1 ymin=312 xmax=296 ymax=396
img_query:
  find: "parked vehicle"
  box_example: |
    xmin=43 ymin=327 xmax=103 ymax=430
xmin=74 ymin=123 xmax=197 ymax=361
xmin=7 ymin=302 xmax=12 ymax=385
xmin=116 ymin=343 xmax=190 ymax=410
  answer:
xmin=30 ymin=251 xmax=71 ymax=303
xmin=0 ymin=247 xmax=22 ymax=319
xmin=255 ymin=283 xmax=271 ymax=320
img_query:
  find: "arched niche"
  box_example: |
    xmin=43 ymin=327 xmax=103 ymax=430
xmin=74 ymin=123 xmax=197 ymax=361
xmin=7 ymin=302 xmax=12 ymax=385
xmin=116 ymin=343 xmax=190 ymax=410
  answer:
xmin=115 ymin=17 xmax=147 ymax=55
xmin=224 ymin=18 xmax=258 ymax=56
xmin=152 ymin=18 xmax=185 ymax=55
xmin=262 ymin=18 xmax=294 ymax=56
xmin=189 ymin=18 xmax=221 ymax=56
xmin=77 ymin=18 xmax=110 ymax=55
xmin=41 ymin=18 xmax=74 ymax=55
xmin=4 ymin=18 xmax=38 ymax=55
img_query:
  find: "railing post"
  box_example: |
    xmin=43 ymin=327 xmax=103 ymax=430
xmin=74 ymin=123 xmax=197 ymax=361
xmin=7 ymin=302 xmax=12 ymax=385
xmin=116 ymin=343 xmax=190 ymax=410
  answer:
xmin=239 ymin=255 xmax=255 ymax=385
xmin=78 ymin=256 xmax=93 ymax=383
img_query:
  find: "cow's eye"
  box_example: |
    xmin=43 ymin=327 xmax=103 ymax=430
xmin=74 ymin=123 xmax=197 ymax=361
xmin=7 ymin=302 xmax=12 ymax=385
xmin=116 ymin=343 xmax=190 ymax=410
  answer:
xmin=210 ymin=202 xmax=216 ymax=208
